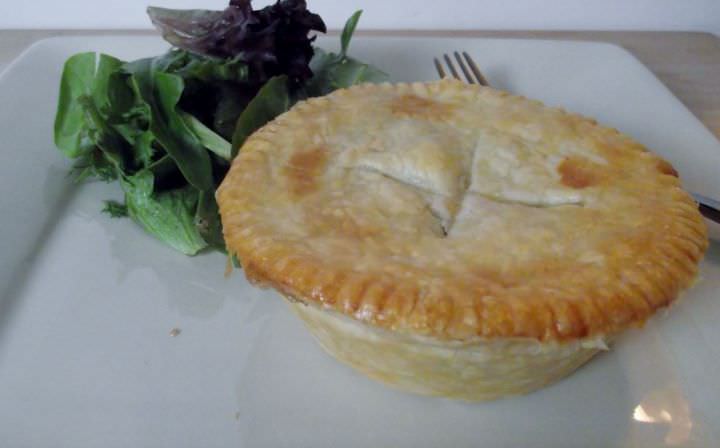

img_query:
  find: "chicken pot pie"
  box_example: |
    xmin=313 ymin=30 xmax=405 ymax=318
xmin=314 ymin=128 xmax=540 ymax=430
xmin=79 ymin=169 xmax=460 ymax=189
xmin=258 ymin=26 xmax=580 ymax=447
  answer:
xmin=216 ymin=79 xmax=707 ymax=401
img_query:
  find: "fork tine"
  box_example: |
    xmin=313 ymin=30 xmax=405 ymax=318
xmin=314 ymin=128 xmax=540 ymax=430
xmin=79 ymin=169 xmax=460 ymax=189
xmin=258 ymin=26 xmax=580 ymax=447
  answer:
xmin=442 ymin=54 xmax=461 ymax=80
xmin=462 ymin=51 xmax=489 ymax=86
xmin=433 ymin=57 xmax=446 ymax=78
xmin=454 ymin=51 xmax=475 ymax=84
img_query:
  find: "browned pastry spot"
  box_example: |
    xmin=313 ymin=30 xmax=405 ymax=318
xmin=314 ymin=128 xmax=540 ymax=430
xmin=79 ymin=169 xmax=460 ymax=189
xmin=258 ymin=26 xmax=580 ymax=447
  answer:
xmin=283 ymin=146 xmax=328 ymax=196
xmin=558 ymin=156 xmax=600 ymax=189
xmin=390 ymin=94 xmax=456 ymax=121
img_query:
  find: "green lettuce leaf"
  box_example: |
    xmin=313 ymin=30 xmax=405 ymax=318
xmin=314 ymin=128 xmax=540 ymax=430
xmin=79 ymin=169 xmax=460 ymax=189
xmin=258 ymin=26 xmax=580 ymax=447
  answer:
xmin=55 ymin=53 xmax=134 ymax=181
xmin=181 ymin=111 xmax=232 ymax=160
xmin=105 ymin=69 xmax=156 ymax=170
xmin=166 ymin=50 xmax=249 ymax=84
xmin=77 ymin=95 xmax=128 ymax=175
xmin=54 ymin=52 xmax=98 ymax=158
xmin=231 ymin=75 xmax=290 ymax=156
xmin=305 ymin=11 xmax=388 ymax=97
xmin=121 ymin=170 xmax=207 ymax=255
xmin=102 ymin=200 xmax=129 ymax=218
xmin=195 ymin=189 xmax=225 ymax=251
xmin=124 ymin=58 xmax=214 ymax=192
xmin=340 ymin=10 xmax=362 ymax=57
xmin=52 ymin=4 xmax=388 ymax=257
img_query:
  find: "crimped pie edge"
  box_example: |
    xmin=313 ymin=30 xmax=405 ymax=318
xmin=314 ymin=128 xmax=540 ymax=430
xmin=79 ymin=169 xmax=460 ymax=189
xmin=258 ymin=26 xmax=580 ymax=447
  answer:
xmin=217 ymin=80 xmax=708 ymax=342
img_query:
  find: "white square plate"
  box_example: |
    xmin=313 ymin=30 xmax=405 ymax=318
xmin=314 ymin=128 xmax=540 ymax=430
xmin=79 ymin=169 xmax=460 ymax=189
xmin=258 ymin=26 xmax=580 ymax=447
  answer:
xmin=1 ymin=35 xmax=719 ymax=448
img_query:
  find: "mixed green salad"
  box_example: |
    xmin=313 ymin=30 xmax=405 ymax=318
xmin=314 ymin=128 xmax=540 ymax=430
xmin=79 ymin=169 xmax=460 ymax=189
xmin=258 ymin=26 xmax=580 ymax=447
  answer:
xmin=54 ymin=0 xmax=386 ymax=255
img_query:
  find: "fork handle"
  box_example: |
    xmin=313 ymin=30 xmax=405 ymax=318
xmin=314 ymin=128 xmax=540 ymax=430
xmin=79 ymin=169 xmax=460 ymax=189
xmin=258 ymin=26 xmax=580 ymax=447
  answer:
xmin=692 ymin=193 xmax=720 ymax=224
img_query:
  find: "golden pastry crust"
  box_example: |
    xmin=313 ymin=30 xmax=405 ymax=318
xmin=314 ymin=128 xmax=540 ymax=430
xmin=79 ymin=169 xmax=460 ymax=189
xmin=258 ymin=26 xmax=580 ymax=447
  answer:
xmin=217 ymin=79 xmax=707 ymax=343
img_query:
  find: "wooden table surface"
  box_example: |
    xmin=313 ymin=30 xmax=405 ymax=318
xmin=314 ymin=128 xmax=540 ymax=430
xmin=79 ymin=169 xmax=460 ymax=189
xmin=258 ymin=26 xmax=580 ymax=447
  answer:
xmin=1 ymin=30 xmax=719 ymax=140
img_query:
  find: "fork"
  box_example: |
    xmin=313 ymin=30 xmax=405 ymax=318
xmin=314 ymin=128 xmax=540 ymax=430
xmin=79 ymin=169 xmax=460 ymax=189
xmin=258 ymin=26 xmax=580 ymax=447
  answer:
xmin=435 ymin=51 xmax=720 ymax=225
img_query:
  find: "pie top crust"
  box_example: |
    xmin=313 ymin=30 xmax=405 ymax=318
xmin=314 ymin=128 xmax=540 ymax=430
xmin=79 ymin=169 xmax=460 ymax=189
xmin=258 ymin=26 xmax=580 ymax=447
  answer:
xmin=217 ymin=79 xmax=707 ymax=342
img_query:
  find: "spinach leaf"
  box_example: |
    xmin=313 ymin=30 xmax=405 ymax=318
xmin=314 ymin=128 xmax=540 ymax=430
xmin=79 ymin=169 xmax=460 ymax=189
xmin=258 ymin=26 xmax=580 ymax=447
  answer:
xmin=92 ymin=54 xmax=125 ymax=112
xmin=308 ymin=48 xmax=387 ymax=97
xmin=181 ymin=111 xmax=232 ymax=160
xmin=55 ymin=52 xmax=139 ymax=181
xmin=77 ymin=95 xmax=128 ymax=175
xmin=195 ymin=189 xmax=225 ymax=251
xmin=330 ymin=55 xmax=388 ymax=87
xmin=147 ymin=154 xmax=178 ymax=179
xmin=121 ymin=170 xmax=207 ymax=255
xmin=54 ymin=52 xmax=97 ymax=158
xmin=211 ymin=84 xmax=254 ymax=140
xmin=125 ymin=58 xmax=214 ymax=191
xmin=305 ymin=11 xmax=388 ymax=97
xmin=230 ymin=75 xmax=290 ymax=156
xmin=340 ymin=10 xmax=362 ymax=57
xmin=105 ymin=70 xmax=156 ymax=169
xmin=167 ymin=50 xmax=249 ymax=84
xmin=102 ymin=200 xmax=129 ymax=217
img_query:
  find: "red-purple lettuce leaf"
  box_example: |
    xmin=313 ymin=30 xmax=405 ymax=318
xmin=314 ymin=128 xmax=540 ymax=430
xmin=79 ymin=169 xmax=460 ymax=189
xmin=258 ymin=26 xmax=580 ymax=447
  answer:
xmin=147 ymin=0 xmax=326 ymax=85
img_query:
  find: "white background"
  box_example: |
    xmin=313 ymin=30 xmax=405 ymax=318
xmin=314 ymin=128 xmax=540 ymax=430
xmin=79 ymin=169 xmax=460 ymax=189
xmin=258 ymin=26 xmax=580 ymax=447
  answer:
xmin=1 ymin=0 xmax=719 ymax=34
